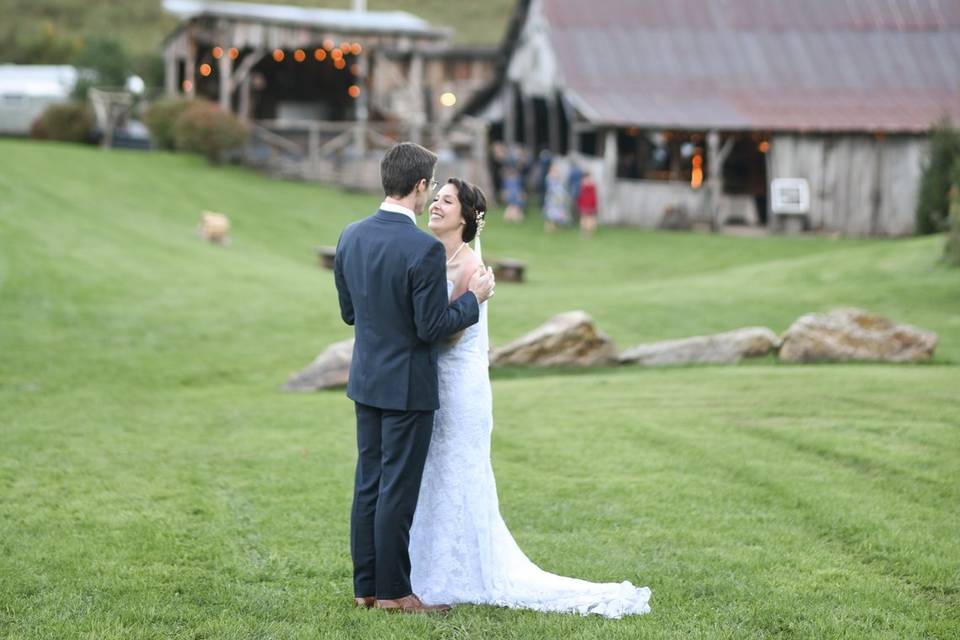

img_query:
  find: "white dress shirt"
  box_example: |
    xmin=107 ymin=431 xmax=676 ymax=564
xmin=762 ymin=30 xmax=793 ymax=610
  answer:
xmin=380 ymin=201 xmax=417 ymax=225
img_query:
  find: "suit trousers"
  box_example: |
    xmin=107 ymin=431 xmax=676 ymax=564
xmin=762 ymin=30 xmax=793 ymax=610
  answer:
xmin=350 ymin=402 xmax=434 ymax=599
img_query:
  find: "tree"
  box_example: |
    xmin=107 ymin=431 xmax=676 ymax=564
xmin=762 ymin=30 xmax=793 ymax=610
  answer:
xmin=916 ymin=119 xmax=960 ymax=235
xmin=944 ymin=161 xmax=960 ymax=266
xmin=70 ymin=37 xmax=132 ymax=99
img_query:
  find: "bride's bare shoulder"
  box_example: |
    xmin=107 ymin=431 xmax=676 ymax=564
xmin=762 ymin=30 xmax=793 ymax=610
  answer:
xmin=456 ymin=246 xmax=483 ymax=291
xmin=460 ymin=245 xmax=482 ymax=271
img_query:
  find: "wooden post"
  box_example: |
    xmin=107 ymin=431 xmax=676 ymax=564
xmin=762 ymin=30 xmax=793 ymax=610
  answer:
xmin=706 ymin=130 xmax=735 ymax=231
xmin=218 ymin=52 xmax=233 ymax=112
xmin=184 ymin=31 xmax=197 ymax=98
xmin=354 ymin=50 xmax=369 ymax=156
xmin=164 ymin=45 xmax=178 ymax=97
xmin=547 ymin=92 xmax=560 ymax=154
xmin=503 ymin=82 xmax=517 ymax=146
xmin=522 ymin=92 xmax=535 ymax=152
xmin=603 ymin=128 xmax=618 ymax=223
xmin=309 ymin=122 xmax=320 ymax=178
xmin=669 ymin=134 xmax=681 ymax=180
xmin=230 ymin=50 xmax=266 ymax=121
xmin=561 ymin=95 xmax=577 ymax=154
xmin=409 ymin=52 xmax=424 ymax=143
xmin=474 ymin=117 xmax=490 ymax=194
xmin=217 ymin=53 xmax=232 ymax=112
xmin=239 ymin=76 xmax=252 ymax=120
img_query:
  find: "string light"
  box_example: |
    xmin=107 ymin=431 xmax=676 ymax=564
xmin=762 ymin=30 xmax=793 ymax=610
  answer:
xmin=212 ymin=46 xmax=223 ymax=59
xmin=351 ymin=43 xmax=362 ymax=55
xmin=758 ymin=140 xmax=770 ymax=153
xmin=348 ymin=85 xmax=360 ymax=98
xmin=199 ymin=63 xmax=212 ymax=76
xmin=181 ymin=79 xmax=193 ymax=92
xmin=331 ymin=48 xmax=344 ymax=61
xmin=228 ymin=47 xmax=239 ymax=59
xmin=323 ymin=38 xmax=334 ymax=50
xmin=334 ymin=58 xmax=346 ymax=70
xmin=440 ymin=92 xmax=457 ymax=107
xmin=294 ymin=49 xmax=306 ymax=62
xmin=314 ymin=48 xmax=327 ymax=61
xmin=272 ymin=49 xmax=285 ymax=62
xmin=340 ymin=42 xmax=351 ymax=52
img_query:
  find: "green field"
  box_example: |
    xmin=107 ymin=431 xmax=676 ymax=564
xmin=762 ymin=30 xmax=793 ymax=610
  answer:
xmin=1 ymin=139 xmax=958 ymax=639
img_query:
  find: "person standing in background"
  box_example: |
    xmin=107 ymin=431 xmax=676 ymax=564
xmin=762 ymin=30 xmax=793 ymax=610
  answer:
xmin=543 ymin=164 xmax=569 ymax=232
xmin=577 ymin=171 xmax=598 ymax=237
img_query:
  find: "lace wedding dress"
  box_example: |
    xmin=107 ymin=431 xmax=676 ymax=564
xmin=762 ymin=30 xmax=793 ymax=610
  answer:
xmin=408 ymin=273 xmax=651 ymax=619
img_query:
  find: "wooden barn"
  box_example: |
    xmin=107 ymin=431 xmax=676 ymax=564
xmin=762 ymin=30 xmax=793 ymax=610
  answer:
xmin=161 ymin=0 xmax=496 ymax=189
xmin=463 ymin=0 xmax=960 ymax=235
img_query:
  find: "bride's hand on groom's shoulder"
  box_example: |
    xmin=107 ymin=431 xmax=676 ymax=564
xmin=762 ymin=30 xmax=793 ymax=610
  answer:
xmin=468 ymin=266 xmax=495 ymax=303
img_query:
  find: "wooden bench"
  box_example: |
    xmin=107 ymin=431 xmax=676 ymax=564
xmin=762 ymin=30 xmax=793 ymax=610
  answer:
xmin=492 ymin=259 xmax=526 ymax=283
xmin=316 ymin=246 xmax=336 ymax=270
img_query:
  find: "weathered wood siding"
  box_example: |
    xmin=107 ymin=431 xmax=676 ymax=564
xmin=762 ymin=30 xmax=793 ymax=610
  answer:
xmin=769 ymin=134 xmax=927 ymax=236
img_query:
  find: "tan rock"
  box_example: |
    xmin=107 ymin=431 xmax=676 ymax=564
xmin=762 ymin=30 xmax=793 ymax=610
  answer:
xmin=284 ymin=338 xmax=354 ymax=391
xmin=199 ymin=211 xmax=230 ymax=244
xmin=778 ymin=308 xmax=938 ymax=363
xmin=491 ymin=311 xmax=618 ymax=367
xmin=619 ymin=327 xmax=780 ymax=366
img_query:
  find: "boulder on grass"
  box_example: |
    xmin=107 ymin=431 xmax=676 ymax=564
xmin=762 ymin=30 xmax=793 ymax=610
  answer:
xmin=491 ymin=311 xmax=618 ymax=367
xmin=284 ymin=338 xmax=353 ymax=391
xmin=778 ymin=308 xmax=938 ymax=363
xmin=619 ymin=327 xmax=779 ymax=366
xmin=199 ymin=211 xmax=230 ymax=244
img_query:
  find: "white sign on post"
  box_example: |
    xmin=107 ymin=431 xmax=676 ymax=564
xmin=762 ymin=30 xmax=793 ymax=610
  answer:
xmin=770 ymin=178 xmax=810 ymax=214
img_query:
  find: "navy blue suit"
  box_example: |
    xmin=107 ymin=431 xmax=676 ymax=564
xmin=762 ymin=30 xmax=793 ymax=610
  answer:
xmin=334 ymin=209 xmax=479 ymax=598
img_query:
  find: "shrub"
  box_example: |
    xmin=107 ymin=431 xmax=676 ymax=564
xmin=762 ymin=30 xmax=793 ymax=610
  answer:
xmin=916 ymin=119 xmax=960 ymax=235
xmin=944 ymin=162 xmax=960 ymax=266
xmin=173 ymin=100 xmax=249 ymax=164
xmin=29 ymin=102 xmax=95 ymax=143
xmin=143 ymin=97 xmax=194 ymax=150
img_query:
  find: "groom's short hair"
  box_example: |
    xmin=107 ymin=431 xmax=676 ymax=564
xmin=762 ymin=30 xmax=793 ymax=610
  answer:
xmin=381 ymin=142 xmax=438 ymax=198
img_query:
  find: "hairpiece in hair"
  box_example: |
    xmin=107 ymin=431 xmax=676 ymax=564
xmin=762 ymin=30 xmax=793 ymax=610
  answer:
xmin=475 ymin=209 xmax=486 ymax=234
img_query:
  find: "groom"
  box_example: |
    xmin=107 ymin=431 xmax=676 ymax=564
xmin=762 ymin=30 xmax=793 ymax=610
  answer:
xmin=334 ymin=142 xmax=495 ymax=613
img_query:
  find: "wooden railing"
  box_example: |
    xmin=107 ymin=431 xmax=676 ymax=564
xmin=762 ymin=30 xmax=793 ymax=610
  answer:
xmin=246 ymin=118 xmax=490 ymax=193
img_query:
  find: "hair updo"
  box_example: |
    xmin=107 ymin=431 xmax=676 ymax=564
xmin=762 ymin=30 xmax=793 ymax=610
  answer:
xmin=446 ymin=177 xmax=487 ymax=243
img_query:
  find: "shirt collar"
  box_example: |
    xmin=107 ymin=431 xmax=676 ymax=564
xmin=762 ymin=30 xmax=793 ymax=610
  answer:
xmin=379 ymin=201 xmax=417 ymax=225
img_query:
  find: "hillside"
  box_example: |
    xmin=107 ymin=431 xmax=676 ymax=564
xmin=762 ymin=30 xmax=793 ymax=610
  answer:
xmin=0 ymin=0 xmax=514 ymax=64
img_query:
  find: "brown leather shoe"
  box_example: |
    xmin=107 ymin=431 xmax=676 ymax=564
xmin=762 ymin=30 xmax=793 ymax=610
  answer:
xmin=354 ymin=596 xmax=376 ymax=609
xmin=375 ymin=593 xmax=451 ymax=614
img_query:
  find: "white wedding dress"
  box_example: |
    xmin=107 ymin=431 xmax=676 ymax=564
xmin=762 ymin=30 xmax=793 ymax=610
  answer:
xmin=408 ymin=269 xmax=651 ymax=618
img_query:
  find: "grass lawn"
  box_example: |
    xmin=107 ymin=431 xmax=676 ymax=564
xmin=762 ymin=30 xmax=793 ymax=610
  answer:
xmin=1 ymin=139 xmax=958 ymax=639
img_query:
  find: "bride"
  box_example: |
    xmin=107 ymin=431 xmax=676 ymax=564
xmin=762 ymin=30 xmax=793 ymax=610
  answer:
xmin=408 ymin=178 xmax=652 ymax=619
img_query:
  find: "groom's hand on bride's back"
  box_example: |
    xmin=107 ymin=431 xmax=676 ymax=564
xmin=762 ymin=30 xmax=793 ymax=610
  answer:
xmin=468 ymin=266 xmax=495 ymax=303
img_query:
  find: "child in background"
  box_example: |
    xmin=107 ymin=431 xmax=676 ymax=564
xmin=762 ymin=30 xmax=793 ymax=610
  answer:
xmin=503 ymin=168 xmax=526 ymax=222
xmin=542 ymin=164 xmax=570 ymax=232
xmin=577 ymin=171 xmax=598 ymax=236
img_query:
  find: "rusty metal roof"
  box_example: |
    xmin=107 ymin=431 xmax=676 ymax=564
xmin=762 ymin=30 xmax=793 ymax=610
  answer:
xmin=544 ymin=0 xmax=960 ymax=131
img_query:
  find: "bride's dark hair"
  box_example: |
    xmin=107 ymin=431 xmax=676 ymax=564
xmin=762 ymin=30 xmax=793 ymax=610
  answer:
xmin=446 ymin=177 xmax=487 ymax=243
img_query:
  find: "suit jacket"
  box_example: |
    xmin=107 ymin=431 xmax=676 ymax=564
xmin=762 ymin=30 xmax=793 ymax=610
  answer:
xmin=334 ymin=209 xmax=480 ymax=411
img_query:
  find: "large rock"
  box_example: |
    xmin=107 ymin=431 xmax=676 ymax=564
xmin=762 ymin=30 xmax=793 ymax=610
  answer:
xmin=491 ymin=311 xmax=618 ymax=367
xmin=778 ymin=308 xmax=938 ymax=363
xmin=619 ymin=327 xmax=779 ymax=366
xmin=284 ymin=338 xmax=353 ymax=391
xmin=199 ymin=210 xmax=230 ymax=244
